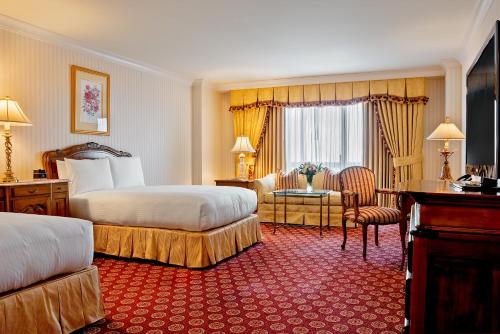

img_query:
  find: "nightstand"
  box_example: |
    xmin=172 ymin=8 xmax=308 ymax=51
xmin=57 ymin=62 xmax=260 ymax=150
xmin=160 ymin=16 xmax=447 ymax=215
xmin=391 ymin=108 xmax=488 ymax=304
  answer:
xmin=0 ymin=179 xmax=69 ymax=216
xmin=215 ymin=178 xmax=254 ymax=190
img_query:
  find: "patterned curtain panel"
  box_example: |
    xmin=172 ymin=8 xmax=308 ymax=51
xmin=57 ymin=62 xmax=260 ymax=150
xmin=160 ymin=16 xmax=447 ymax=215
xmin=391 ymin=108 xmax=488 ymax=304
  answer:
xmin=230 ymin=77 xmax=428 ymax=182
xmin=376 ymin=100 xmax=425 ymax=184
xmin=232 ymin=105 xmax=268 ymax=150
xmin=363 ymin=101 xmax=394 ymax=206
xmin=232 ymin=105 xmax=268 ymax=176
xmin=254 ymin=107 xmax=285 ymax=179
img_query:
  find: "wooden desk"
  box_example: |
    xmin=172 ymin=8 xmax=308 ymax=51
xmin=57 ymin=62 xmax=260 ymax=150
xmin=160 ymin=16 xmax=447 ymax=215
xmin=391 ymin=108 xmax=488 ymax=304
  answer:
xmin=0 ymin=179 xmax=69 ymax=216
xmin=215 ymin=178 xmax=254 ymax=190
xmin=399 ymin=180 xmax=500 ymax=334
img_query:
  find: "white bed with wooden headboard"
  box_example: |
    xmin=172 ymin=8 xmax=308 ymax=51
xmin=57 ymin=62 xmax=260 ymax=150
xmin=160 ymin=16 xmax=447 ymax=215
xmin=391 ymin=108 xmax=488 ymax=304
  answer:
xmin=42 ymin=142 xmax=261 ymax=268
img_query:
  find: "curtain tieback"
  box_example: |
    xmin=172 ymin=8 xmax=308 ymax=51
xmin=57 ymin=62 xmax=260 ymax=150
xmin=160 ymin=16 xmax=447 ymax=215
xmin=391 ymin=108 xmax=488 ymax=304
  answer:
xmin=393 ymin=153 xmax=423 ymax=168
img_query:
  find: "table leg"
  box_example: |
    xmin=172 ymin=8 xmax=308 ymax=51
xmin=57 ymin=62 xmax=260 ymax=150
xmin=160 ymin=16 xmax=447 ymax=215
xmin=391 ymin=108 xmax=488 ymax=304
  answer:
xmin=328 ymin=193 xmax=331 ymax=230
xmin=320 ymin=195 xmax=323 ymax=237
xmin=284 ymin=192 xmax=287 ymax=228
xmin=273 ymin=192 xmax=277 ymax=234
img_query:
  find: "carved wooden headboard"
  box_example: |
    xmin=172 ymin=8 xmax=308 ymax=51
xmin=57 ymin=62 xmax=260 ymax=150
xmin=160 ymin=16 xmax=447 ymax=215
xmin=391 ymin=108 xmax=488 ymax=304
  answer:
xmin=42 ymin=142 xmax=132 ymax=179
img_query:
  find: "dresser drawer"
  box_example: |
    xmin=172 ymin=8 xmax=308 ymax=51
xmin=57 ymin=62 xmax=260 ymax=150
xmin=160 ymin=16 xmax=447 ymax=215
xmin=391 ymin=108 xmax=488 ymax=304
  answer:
xmin=12 ymin=184 xmax=51 ymax=197
xmin=52 ymin=183 xmax=68 ymax=193
xmin=12 ymin=196 xmax=50 ymax=215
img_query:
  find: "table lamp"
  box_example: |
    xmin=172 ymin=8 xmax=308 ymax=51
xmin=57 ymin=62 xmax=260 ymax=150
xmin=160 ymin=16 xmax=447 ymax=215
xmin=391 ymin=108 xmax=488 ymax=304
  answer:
xmin=426 ymin=116 xmax=464 ymax=180
xmin=0 ymin=97 xmax=32 ymax=182
xmin=231 ymin=136 xmax=255 ymax=179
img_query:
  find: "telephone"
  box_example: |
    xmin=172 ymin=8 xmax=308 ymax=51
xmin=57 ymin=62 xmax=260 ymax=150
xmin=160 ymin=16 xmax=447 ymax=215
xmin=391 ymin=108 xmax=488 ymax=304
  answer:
xmin=456 ymin=174 xmax=472 ymax=181
xmin=454 ymin=174 xmax=498 ymax=190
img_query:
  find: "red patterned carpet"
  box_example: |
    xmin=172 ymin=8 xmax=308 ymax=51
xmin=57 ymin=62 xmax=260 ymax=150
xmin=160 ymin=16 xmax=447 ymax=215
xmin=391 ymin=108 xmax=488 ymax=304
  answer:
xmin=82 ymin=223 xmax=405 ymax=334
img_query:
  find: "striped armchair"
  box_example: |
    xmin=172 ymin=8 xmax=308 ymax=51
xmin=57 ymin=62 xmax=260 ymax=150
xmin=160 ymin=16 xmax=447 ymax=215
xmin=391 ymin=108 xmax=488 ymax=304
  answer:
xmin=339 ymin=166 xmax=403 ymax=265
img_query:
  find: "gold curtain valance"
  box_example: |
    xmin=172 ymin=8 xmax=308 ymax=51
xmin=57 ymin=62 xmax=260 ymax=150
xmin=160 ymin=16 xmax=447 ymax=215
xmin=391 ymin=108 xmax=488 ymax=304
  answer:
xmin=229 ymin=77 xmax=428 ymax=111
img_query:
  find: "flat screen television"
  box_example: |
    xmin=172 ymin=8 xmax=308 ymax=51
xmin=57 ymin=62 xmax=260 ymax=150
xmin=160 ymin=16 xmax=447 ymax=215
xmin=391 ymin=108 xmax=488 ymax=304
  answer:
xmin=466 ymin=21 xmax=500 ymax=178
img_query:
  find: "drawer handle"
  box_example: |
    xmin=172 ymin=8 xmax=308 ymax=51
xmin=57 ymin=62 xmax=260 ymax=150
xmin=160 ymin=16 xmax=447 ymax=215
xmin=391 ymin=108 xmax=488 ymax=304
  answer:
xmin=27 ymin=189 xmax=39 ymax=194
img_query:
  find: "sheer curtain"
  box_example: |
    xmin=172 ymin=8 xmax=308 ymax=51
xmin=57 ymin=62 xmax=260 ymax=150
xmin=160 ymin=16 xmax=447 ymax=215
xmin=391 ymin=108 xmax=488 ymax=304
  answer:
xmin=285 ymin=103 xmax=364 ymax=171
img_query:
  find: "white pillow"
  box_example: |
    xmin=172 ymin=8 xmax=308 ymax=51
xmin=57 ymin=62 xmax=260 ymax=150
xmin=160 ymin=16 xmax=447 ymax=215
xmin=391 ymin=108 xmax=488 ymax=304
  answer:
xmin=56 ymin=160 xmax=69 ymax=179
xmin=64 ymin=158 xmax=114 ymax=195
xmin=108 ymin=156 xmax=145 ymax=188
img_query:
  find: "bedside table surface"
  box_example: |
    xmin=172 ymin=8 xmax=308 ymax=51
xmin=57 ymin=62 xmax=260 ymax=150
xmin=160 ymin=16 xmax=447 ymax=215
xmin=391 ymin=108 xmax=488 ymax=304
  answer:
xmin=0 ymin=179 xmax=68 ymax=186
xmin=0 ymin=179 xmax=69 ymax=216
xmin=215 ymin=179 xmax=254 ymax=189
xmin=215 ymin=178 xmax=253 ymax=183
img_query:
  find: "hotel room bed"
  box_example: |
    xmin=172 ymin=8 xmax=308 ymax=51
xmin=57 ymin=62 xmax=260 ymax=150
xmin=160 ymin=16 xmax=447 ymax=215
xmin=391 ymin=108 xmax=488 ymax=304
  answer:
xmin=43 ymin=142 xmax=261 ymax=268
xmin=0 ymin=212 xmax=104 ymax=334
xmin=70 ymin=185 xmax=257 ymax=231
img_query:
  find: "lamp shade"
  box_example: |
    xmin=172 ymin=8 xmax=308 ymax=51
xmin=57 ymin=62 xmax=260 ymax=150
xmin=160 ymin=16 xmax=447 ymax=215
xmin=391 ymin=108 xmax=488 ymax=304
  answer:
xmin=231 ymin=136 xmax=255 ymax=153
xmin=0 ymin=97 xmax=32 ymax=126
xmin=427 ymin=117 xmax=464 ymax=140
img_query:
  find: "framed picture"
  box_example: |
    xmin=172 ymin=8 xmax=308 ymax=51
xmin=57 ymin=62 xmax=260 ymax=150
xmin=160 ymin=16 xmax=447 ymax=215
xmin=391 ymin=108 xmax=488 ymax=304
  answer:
xmin=71 ymin=65 xmax=110 ymax=135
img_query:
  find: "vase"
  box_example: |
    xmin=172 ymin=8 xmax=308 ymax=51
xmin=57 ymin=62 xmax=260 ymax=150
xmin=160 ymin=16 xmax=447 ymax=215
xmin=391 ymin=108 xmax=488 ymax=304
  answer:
xmin=306 ymin=174 xmax=314 ymax=192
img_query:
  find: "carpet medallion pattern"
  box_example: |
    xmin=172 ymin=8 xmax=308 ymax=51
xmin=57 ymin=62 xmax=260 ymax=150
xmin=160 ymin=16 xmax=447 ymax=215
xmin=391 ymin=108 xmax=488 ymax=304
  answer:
xmin=82 ymin=224 xmax=405 ymax=334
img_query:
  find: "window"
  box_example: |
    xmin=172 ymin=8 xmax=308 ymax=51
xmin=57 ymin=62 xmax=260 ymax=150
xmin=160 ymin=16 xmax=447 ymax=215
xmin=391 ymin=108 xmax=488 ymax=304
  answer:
xmin=284 ymin=103 xmax=365 ymax=171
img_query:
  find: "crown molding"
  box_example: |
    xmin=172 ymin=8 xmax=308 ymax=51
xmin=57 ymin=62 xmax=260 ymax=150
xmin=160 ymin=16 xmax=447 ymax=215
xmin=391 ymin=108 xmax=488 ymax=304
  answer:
xmin=0 ymin=14 xmax=193 ymax=84
xmin=215 ymin=65 xmax=445 ymax=91
xmin=461 ymin=0 xmax=494 ymax=55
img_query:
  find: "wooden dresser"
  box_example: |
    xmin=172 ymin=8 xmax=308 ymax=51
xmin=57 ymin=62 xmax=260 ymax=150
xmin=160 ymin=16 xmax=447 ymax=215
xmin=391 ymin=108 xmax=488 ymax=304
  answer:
xmin=399 ymin=180 xmax=500 ymax=334
xmin=0 ymin=179 xmax=69 ymax=216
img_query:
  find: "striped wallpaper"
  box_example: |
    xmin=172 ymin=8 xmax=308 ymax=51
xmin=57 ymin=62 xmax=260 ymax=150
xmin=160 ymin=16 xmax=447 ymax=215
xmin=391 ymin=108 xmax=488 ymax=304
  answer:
xmin=0 ymin=28 xmax=192 ymax=185
xmin=423 ymin=77 xmax=446 ymax=180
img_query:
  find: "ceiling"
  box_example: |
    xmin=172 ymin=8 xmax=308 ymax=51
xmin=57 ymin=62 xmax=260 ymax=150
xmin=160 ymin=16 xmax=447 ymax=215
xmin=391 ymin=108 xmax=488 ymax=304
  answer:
xmin=0 ymin=0 xmax=479 ymax=83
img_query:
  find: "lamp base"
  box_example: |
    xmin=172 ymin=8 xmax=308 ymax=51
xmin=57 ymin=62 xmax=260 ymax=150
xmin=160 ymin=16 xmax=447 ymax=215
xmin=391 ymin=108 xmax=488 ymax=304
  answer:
xmin=438 ymin=150 xmax=454 ymax=181
xmin=3 ymin=172 xmax=16 ymax=183
xmin=2 ymin=127 xmax=15 ymax=183
xmin=237 ymin=153 xmax=247 ymax=179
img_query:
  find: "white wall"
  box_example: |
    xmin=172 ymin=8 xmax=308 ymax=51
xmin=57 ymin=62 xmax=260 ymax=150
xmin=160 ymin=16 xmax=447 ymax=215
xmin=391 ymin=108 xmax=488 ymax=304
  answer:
xmin=191 ymin=80 xmax=225 ymax=184
xmin=424 ymin=77 xmax=446 ymax=179
xmin=0 ymin=28 xmax=192 ymax=184
xmin=220 ymin=92 xmax=235 ymax=178
xmin=191 ymin=80 xmax=203 ymax=184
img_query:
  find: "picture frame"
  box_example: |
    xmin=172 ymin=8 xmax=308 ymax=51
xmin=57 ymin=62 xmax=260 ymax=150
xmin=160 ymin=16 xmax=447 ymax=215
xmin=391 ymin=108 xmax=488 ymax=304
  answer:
xmin=71 ymin=65 xmax=110 ymax=135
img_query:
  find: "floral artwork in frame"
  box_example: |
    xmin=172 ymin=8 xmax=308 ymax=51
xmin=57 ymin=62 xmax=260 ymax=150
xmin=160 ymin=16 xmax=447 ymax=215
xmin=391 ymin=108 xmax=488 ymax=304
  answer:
xmin=71 ymin=65 xmax=110 ymax=135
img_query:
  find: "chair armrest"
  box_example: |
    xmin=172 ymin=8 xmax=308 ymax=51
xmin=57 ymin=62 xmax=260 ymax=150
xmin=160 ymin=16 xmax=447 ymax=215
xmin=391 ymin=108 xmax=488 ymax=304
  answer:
xmin=341 ymin=190 xmax=360 ymax=217
xmin=342 ymin=190 xmax=357 ymax=197
xmin=375 ymin=188 xmax=401 ymax=209
xmin=375 ymin=188 xmax=399 ymax=195
xmin=254 ymin=174 xmax=276 ymax=203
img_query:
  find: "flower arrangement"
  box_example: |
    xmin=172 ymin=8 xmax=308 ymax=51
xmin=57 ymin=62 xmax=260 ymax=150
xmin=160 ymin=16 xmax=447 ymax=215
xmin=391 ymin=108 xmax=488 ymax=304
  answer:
xmin=82 ymin=84 xmax=101 ymax=117
xmin=297 ymin=162 xmax=323 ymax=191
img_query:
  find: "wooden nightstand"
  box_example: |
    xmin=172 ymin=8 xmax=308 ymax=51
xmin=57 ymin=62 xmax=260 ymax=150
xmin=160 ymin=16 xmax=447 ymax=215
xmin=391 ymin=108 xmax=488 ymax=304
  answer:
xmin=215 ymin=178 xmax=254 ymax=190
xmin=0 ymin=179 xmax=69 ymax=216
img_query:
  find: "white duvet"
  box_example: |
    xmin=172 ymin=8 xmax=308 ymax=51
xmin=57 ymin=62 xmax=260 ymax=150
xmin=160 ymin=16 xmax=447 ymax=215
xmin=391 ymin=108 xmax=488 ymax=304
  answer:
xmin=0 ymin=213 xmax=93 ymax=294
xmin=70 ymin=185 xmax=257 ymax=232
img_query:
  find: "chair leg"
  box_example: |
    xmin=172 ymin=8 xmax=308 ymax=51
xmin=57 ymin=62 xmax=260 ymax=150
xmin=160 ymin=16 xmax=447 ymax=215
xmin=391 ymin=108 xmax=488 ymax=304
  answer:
xmin=375 ymin=225 xmax=379 ymax=246
xmin=341 ymin=218 xmax=347 ymax=250
xmin=362 ymin=224 xmax=368 ymax=259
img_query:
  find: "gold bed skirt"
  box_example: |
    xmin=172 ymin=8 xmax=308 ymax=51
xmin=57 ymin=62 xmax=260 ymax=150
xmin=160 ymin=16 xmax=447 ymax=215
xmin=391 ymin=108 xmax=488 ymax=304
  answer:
xmin=93 ymin=214 xmax=261 ymax=268
xmin=0 ymin=265 xmax=105 ymax=334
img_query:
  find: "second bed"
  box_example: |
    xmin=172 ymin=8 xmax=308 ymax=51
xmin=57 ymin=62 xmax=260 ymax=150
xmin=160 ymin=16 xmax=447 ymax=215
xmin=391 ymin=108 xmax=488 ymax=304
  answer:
xmin=43 ymin=142 xmax=261 ymax=268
